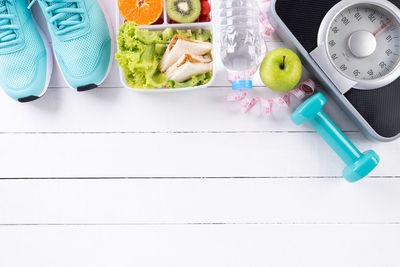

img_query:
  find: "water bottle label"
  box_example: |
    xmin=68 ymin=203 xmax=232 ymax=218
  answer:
xmin=232 ymin=80 xmax=253 ymax=90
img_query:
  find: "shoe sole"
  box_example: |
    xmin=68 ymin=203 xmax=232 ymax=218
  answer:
xmin=51 ymin=0 xmax=115 ymax=92
xmin=16 ymin=16 xmax=53 ymax=103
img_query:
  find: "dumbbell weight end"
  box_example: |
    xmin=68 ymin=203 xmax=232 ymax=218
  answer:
xmin=342 ymin=150 xmax=380 ymax=183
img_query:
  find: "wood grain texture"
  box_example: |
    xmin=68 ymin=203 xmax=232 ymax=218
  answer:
xmin=0 ymin=0 xmax=399 ymax=266
xmin=1 ymin=178 xmax=400 ymax=224
xmin=1 ymin=225 xmax=400 ymax=267
xmin=0 ymin=86 xmax=359 ymax=133
xmin=0 ymin=132 xmax=398 ymax=178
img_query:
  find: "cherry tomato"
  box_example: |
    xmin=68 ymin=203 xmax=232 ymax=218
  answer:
xmin=199 ymin=14 xmax=211 ymax=22
xmin=201 ymin=0 xmax=211 ymax=15
xmin=153 ymin=16 xmax=164 ymax=24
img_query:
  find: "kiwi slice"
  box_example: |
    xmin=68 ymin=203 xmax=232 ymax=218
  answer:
xmin=167 ymin=0 xmax=201 ymax=23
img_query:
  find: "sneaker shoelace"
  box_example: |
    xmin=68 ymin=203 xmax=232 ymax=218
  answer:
xmin=0 ymin=0 xmax=20 ymax=49
xmin=28 ymin=0 xmax=84 ymax=36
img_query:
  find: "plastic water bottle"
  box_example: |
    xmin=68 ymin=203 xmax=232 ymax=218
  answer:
xmin=219 ymin=0 xmax=263 ymax=90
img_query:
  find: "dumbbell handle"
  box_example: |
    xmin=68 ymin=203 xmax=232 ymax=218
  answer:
xmin=292 ymin=93 xmax=379 ymax=182
xmin=309 ymin=111 xmax=362 ymax=165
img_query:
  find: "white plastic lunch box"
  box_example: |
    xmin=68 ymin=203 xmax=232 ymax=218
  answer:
xmin=116 ymin=0 xmax=215 ymax=92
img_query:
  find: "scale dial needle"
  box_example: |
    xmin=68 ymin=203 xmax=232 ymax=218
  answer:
xmin=373 ymin=22 xmax=392 ymax=36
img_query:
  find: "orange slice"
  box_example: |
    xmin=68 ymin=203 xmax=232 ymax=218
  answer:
xmin=118 ymin=0 xmax=164 ymax=25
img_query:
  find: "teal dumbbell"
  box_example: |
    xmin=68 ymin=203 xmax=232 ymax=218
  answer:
xmin=292 ymin=93 xmax=380 ymax=182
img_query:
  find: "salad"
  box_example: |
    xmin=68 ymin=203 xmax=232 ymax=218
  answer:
xmin=116 ymin=22 xmax=213 ymax=89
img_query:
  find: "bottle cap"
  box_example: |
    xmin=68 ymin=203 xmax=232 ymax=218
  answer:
xmin=232 ymin=80 xmax=253 ymax=90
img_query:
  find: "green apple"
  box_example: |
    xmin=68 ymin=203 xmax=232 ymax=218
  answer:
xmin=260 ymin=48 xmax=302 ymax=92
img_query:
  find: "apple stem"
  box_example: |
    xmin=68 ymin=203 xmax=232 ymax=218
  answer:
xmin=281 ymin=56 xmax=286 ymax=70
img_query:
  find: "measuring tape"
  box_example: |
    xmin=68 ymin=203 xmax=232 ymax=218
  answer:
xmin=226 ymin=79 xmax=316 ymax=115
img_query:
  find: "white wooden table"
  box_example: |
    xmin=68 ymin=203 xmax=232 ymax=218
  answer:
xmin=1 ymin=1 xmax=400 ymax=266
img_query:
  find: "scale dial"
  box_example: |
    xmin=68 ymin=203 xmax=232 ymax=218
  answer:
xmin=328 ymin=4 xmax=400 ymax=83
xmin=314 ymin=0 xmax=400 ymax=92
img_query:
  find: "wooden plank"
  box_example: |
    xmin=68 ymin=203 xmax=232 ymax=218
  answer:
xmin=0 ymin=224 xmax=399 ymax=267
xmin=0 ymin=85 xmax=358 ymax=133
xmin=1 ymin=178 xmax=400 ymax=224
xmin=0 ymin=133 xmax=396 ymax=178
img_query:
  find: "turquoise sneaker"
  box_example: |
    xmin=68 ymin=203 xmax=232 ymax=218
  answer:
xmin=29 ymin=0 xmax=112 ymax=91
xmin=0 ymin=0 xmax=52 ymax=102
